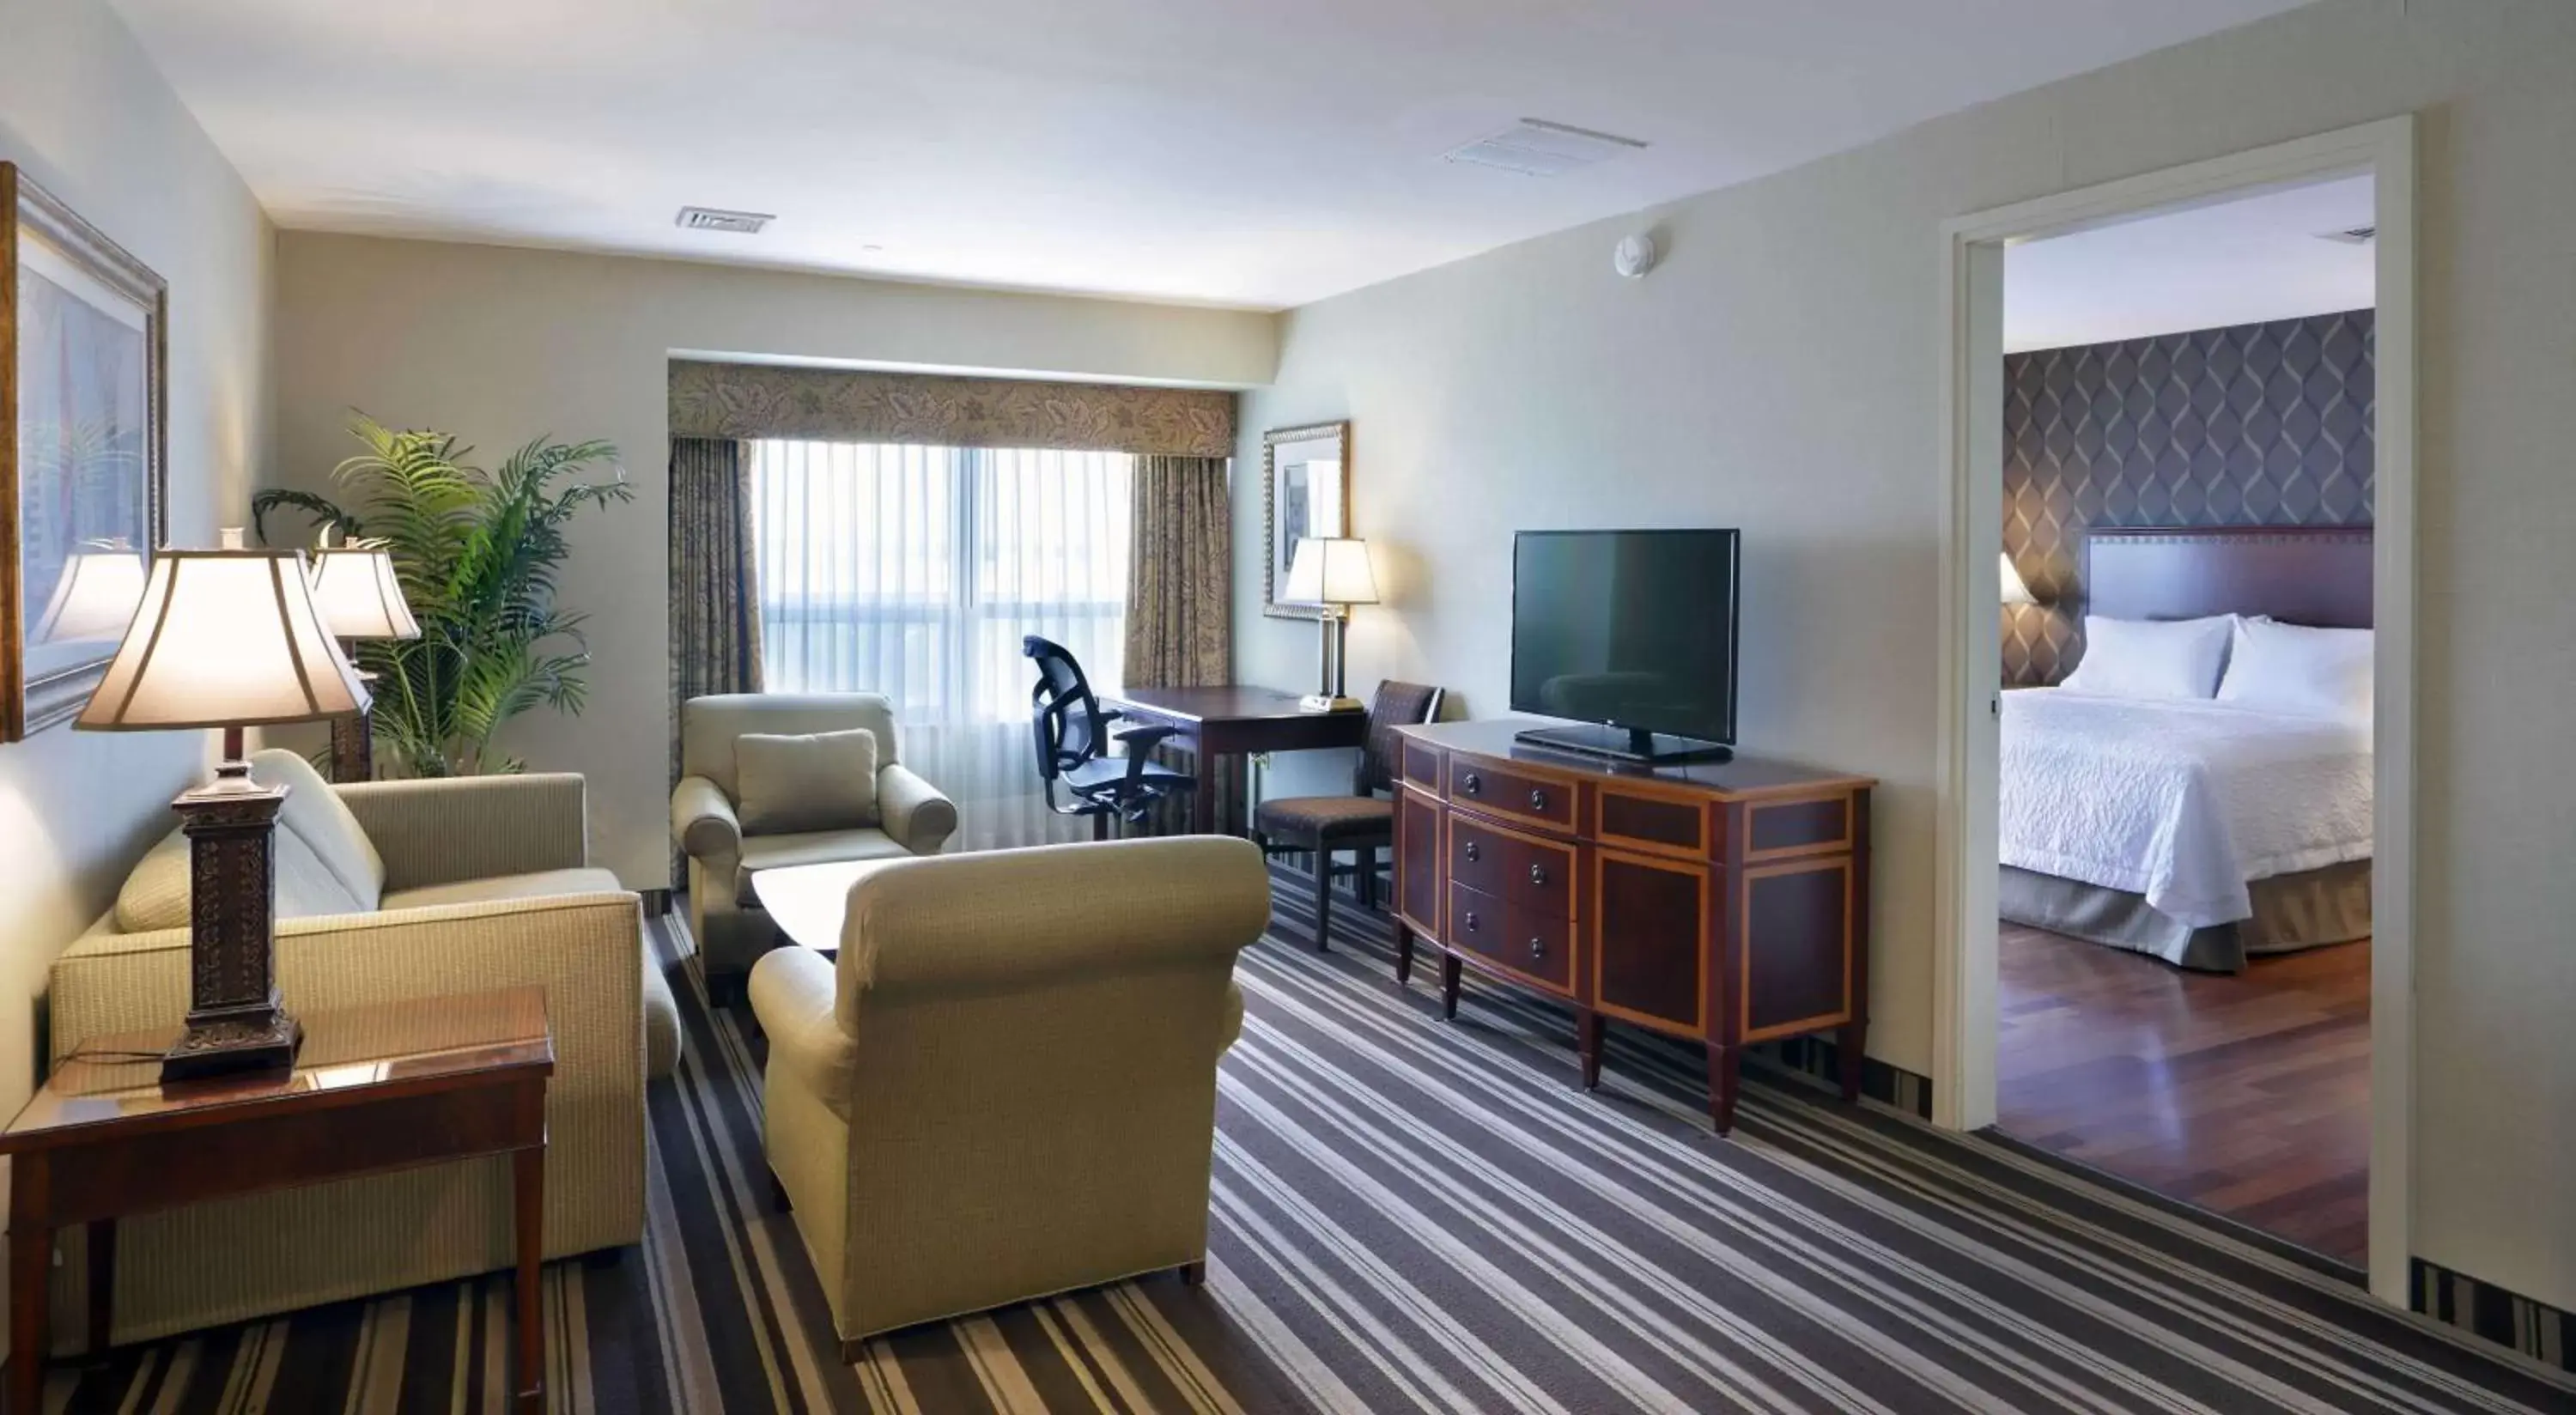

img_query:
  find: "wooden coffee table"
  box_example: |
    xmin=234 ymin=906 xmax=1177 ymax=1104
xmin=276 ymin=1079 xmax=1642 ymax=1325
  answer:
xmin=752 ymin=858 xmax=895 ymax=957
xmin=0 ymin=987 xmax=555 ymax=1413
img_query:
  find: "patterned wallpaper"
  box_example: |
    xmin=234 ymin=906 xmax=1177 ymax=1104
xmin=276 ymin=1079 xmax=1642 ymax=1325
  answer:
xmin=2002 ymin=308 xmax=2374 ymax=685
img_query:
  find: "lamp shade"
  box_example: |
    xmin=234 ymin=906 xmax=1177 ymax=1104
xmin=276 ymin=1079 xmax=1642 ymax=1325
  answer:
xmin=1284 ymin=537 xmax=1380 ymax=606
xmin=309 ymin=545 xmax=422 ymax=641
xmin=76 ymin=548 xmax=370 ymax=731
xmin=2000 ymin=552 xmax=2038 ymax=607
xmin=34 ymin=542 xmax=148 ymax=643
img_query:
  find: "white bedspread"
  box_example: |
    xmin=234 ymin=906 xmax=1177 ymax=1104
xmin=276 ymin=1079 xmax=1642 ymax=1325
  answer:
xmin=1999 ymin=689 xmax=2373 ymax=928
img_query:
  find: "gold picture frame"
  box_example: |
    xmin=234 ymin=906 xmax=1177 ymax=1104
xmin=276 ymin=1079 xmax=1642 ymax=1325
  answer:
xmin=1 ymin=163 xmax=170 ymax=741
xmin=1261 ymin=421 xmax=1351 ymax=621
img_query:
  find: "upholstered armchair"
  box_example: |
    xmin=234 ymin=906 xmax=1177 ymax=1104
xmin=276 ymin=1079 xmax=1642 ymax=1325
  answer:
xmin=746 ymin=836 xmax=1269 ymax=1351
xmin=672 ymin=693 xmax=959 ymax=993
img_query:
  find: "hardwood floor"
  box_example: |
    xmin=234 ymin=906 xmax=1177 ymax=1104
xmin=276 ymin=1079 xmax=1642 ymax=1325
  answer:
xmin=1996 ymin=922 xmax=2371 ymax=1266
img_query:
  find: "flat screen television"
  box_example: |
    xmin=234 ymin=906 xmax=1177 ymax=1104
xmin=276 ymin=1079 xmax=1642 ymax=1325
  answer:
xmin=1510 ymin=528 xmax=1741 ymax=763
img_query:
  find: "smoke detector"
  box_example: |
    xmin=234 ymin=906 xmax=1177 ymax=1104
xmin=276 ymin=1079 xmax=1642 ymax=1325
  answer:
xmin=1444 ymin=119 xmax=1649 ymax=178
xmin=677 ymin=206 xmax=774 ymax=235
xmin=2315 ymin=225 xmax=2376 ymax=246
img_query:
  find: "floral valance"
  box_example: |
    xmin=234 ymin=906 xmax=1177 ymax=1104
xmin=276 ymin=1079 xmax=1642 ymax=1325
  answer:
xmin=668 ymin=360 xmax=1236 ymax=459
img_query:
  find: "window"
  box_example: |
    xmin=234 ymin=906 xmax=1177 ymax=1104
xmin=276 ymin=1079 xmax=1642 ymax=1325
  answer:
xmin=751 ymin=440 xmax=1133 ymax=846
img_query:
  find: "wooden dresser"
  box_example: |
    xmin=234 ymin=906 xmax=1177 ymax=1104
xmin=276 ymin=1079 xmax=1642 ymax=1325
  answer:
xmin=1390 ymin=719 xmax=1874 ymax=1133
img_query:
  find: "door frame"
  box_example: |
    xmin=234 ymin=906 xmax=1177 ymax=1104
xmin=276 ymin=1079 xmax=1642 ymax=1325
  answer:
xmin=1930 ymin=115 xmax=2418 ymax=1303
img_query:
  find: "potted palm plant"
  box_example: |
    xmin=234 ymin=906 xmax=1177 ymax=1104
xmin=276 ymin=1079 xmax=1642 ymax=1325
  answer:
xmin=253 ymin=414 xmax=632 ymax=776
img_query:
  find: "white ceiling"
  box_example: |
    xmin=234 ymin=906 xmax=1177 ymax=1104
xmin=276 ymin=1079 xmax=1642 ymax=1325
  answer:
xmin=2003 ymin=175 xmax=2376 ymax=352
xmin=112 ymin=0 xmax=2312 ymax=311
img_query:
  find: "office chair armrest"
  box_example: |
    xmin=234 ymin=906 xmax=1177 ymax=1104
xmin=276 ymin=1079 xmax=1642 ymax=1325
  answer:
xmin=1113 ymin=724 xmax=1179 ymax=780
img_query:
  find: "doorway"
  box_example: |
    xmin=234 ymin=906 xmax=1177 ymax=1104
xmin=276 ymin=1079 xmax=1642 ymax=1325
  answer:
xmin=1933 ymin=117 xmax=2418 ymax=1303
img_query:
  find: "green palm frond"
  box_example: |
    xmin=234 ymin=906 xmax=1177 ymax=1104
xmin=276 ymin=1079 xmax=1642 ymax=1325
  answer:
xmin=253 ymin=412 xmax=628 ymax=778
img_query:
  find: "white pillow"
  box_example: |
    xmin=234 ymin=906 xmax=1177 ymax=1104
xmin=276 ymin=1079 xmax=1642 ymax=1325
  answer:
xmin=2060 ymin=614 xmax=2235 ymax=701
xmin=2216 ymin=619 xmax=2373 ymax=723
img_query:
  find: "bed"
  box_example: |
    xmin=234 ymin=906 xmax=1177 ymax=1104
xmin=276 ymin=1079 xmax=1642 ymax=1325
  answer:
xmin=1998 ymin=528 xmax=2374 ymax=972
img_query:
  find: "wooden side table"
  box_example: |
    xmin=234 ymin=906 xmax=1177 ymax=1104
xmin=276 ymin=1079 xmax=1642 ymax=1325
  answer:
xmin=0 ymin=987 xmax=555 ymax=1413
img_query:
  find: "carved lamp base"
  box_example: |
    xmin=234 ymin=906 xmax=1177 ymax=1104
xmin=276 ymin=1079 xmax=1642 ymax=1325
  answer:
xmin=163 ymin=1007 xmax=302 ymax=1081
xmin=165 ymin=758 xmax=303 ymax=1084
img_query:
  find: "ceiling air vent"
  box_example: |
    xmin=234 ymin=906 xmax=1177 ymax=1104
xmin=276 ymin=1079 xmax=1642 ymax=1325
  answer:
xmin=2316 ymin=225 xmax=2376 ymax=246
xmin=676 ymin=206 xmax=774 ymax=235
xmin=1444 ymin=119 xmax=1649 ymax=178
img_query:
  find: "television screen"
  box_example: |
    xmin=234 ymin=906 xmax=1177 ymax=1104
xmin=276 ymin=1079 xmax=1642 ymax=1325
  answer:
xmin=1510 ymin=529 xmax=1741 ymax=746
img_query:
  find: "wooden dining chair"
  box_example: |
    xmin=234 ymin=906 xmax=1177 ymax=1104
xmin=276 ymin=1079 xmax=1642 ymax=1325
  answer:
xmin=1253 ymin=680 xmax=1443 ymax=950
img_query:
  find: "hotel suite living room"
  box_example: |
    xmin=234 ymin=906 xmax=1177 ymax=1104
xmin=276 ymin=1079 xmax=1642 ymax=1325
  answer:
xmin=3 ymin=1 xmax=2574 ymax=1412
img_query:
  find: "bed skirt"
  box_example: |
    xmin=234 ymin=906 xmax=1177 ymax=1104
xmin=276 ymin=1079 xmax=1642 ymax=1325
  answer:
xmin=1999 ymin=859 xmax=2372 ymax=972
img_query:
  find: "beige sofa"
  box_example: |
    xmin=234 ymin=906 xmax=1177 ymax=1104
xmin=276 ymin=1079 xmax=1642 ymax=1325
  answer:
xmin=749 ymin=835 xmax=1269 ymax=1351
xmin=46 ymin=749 xmax=671 ymax=1349
xmin=672 ymin=693 xmax=959 ymax=992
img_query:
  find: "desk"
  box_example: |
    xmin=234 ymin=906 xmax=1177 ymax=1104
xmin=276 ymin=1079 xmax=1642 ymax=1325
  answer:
xmin=1102 ymin=685 xmax=1367 ymax=835
xmin=0 ymin=988 xmax=554 ymax=1413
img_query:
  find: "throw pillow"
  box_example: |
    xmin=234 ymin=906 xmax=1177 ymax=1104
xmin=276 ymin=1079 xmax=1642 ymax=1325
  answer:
xmin=736 ymin=728 xmax=881 ymax=834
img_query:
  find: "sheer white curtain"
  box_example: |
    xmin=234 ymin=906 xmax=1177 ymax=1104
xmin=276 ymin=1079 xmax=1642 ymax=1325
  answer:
xmin=751 ymin=440 xmax=1133 ymax=849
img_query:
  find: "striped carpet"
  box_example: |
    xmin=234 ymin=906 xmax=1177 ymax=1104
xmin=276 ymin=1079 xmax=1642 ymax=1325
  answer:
xmin=40 ymin=872 xmax=2576 ymax=1413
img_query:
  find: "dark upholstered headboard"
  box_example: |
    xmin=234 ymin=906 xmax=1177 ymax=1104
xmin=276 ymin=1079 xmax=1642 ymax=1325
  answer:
xmin=2084 ymin=527 xmax=2374 ymax=629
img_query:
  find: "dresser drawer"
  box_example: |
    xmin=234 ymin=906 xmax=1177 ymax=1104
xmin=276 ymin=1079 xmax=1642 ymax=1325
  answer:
xmin=1444 ymin=751 xmax=1577 ymax=834
xmin=1449 ymin=814 xmax=1575 ymax=918
xmin=1400 ymin=740 xmax=1444 ymax=793
xmin=1447 ymin=882 xmax=1577 ymax=994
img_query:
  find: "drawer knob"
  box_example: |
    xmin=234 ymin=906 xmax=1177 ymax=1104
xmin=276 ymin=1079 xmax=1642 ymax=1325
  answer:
xmin=1463 ymin=911 xmax=1480 ymax=932
xmin=1528 ymin=862 xmax=1547 ymax=887
xmin=1461 ymin=772 xmax=1482 ymax=795
xmin=1462 ymin=840 xmax=1481 ymax=862
xmin=1529 ymin=937 xmax=1546 ymax=960
xmin=1529 ymin=787 xmax=1548 ymax=811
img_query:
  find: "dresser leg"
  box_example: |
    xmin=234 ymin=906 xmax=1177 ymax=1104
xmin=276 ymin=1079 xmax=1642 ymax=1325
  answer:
xmin=1705 ymin=1043 xmax=1740 ymax=1135
xmin=1837 ymin=1021 xmax=1868 ymax=1102
xmin=1576 ymin=1008 xmax=1604 ymax=1091
xmin=1394 ymin=924 xmax=1415 ymax=986
xmin=1439 ymin=954 xmax=1462 ymax=1020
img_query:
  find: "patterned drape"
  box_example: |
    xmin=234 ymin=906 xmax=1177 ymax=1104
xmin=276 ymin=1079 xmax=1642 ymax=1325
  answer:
xmin=668 ymin=436 xmax=764 ymax=882
xmin=669 ymin=361 xmax=1236 ymax=458
xmin=1124 ymin=456 xmax=1231 ymax=687
xmin=1124 ymin=455 xmax=1239 ymax=834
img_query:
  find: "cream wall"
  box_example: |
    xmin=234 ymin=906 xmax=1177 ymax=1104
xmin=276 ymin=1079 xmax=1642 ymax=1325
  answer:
xmin=268 ymin=234 xmax=1278 ymax=887
xmin=1236 ymin=0 xmax=2576 ymax=1307
xmin=0 ymin=0 xmax=273 ymax=1117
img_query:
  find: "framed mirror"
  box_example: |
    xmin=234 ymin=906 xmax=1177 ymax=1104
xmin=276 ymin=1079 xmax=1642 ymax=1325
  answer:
xmin=1261 ymin=421 xmax=1350 ymax=620
xmin=2 ymin=163 xmax=169 ymax=740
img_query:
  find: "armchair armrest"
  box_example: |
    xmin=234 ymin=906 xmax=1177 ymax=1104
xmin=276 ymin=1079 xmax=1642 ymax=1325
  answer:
xmin=748 ymin=947 xmax=857 ymax=1115
xmin=337 ymin=774 xmax=589 ymax=890
xmin=877 ymin=763 xmax=957 ymax=855
xmin=671 ymin=774 xmax=743 ymax=860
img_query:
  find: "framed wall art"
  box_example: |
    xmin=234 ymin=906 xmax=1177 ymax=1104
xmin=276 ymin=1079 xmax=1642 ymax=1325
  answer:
xmin=2 ymin=163 xmax=167 ymax=740
xmin=1261 ymin=420 xmax=1350 ymax=620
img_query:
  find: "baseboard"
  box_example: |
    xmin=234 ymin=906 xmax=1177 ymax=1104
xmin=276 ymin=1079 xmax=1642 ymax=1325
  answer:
xmin=1747 ymin=1035 xmax=1934 ymax=1119
xmin=2413 ymin=1258 xmax=2575 ymax=1372
xmin=641 ymin=888 xmax=672 ymax=917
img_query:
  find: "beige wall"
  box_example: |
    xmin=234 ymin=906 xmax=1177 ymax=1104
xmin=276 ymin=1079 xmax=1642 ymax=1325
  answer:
xmin=0 ymin=0 xmax=273 ymax=1116
xmin=269 ymin=234 xmax=1279 ymax=886
xmin=1237 ymin=0 xmax=2576 ymax=1308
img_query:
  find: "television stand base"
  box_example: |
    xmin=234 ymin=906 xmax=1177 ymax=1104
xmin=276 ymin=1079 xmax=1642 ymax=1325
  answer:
xmin=1512 ymin=723 xmax=1734 ymax=765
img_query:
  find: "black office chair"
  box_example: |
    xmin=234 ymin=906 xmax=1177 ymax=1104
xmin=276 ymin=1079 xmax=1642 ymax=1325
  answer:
xmin=1024 ymin=635 xmax=1196 ymax=839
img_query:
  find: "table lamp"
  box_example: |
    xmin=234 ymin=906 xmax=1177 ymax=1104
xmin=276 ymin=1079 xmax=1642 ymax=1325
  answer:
xmin=2000 ymin=551 xmax=2038 ymax=607
xmin=1285 ymin=537 xmax=1377 ymax=713
xmin=307 ymin=535 xmax=422 ymax=781
xmin=76 ymin=530 xmax=371 ymax=1081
